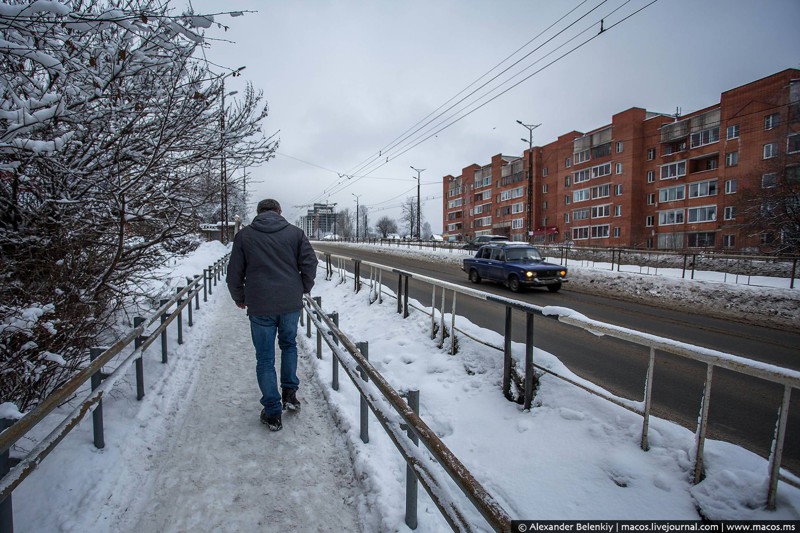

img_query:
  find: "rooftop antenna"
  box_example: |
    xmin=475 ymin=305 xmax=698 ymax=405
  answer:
xmin=674 ymin=106 xmax=682 ymax=120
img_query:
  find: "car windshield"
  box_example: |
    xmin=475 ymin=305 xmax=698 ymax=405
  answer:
xmin=505 ymin=248 xmax=543 ymax=262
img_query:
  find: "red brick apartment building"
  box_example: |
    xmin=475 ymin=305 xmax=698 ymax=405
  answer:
xmin=443 ymin=69 xmax=800 ymax=252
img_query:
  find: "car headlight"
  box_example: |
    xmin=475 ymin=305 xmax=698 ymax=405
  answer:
xmin=559 ymin=270 xmax=567 ymax=277
xmin=526 ymin=271 xmax=534 ymax=278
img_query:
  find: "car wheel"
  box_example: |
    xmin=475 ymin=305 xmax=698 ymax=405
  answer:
xmin=507 ymin=275 xmax=521 ymax=293
xmin=547 ymin=282 xmax=562 ymax=293
xmin=469 ymin=269 xmax=481 ymax=284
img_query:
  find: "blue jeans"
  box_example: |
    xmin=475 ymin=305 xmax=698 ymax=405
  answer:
xmin=249 ymin=311 xmax=301 ymax=417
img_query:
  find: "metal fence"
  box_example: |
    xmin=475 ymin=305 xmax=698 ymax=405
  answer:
xmin=337 ymin=240 xmax=799 ymax=289
xmin=0 ymin=255 xmax=230 ymax=533
xmin=320 ymin=251 xmax=800 ymax=512
xmin=302 ymin=294 xmax=513 ymax=532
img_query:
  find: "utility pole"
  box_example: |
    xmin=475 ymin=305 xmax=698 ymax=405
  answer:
xmin=517 ymin=120 xmax=540 ymax=243
xmin=352 ymin=193 xmax=361 ymax=242
xmin=218 ymin=67 xmax=245 ymax=243
xmin=410 ymin=166 xmax=424 ymax=239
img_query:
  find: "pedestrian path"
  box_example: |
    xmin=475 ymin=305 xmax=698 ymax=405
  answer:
xmin=132 ymin=300 xmax=363 ymax=532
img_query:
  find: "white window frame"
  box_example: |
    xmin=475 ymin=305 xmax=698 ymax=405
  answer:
xmin=572 ymin=208 xmax=590 ymax=221
xmin=616 ymin=141 xmax=624 ymax=153
xmin=763 ymin=143 xmax=778 ymax=159
xmin=725 ymin=151 xmax=738 ymax=167
xmin=575 ymin=149 xmax=590 ymax=164
xmin=614 ymin=184 xmax=623 ymax=196
xmin=726 ymin=124 xmax=739 ymax=139
xmin=591 ymin=163 xmax=611 ymax=179
xmin=591 ymin=183 xmax=611 ymax=199
xmin=659 ymin=184 xmax=685 ymax=202
xmin=511 ymin=202 xmax=524 ymax=214
xmin=761 ymin=173 xmax=777 ymax=189
xmin=688 ymin=179 xmax=718 ymax=199
xmin=788 ymin=133 xmax=800 ymax=154
xmin=765 ymin=113 xmax=779 ymax=130
xmin=615 ymin=163 xmax=623 ymax=174
xmin=591 ymin=224 xmax=610 ymax=238
xmin=573 ymin=188 xmax=590 ymax=203
xmin=511 ymin=218 xmax=524 ymax=229
xmin=614 ymin=205 xmax=622 ymax=217
xmin=647 ymin=148 xmax=656 ymax=160
xmin=725 ymin=179 xmax=737 ymax=194
xmin=687 ymin=205 xmax=717 ymax=223
xmin=572 ymin=226 xmax=589 ymax=240
xmin=690 ymin=126 xmax=720 ymax=148
xmin=647 ymin=170 xmax=655 ymax=183
xmin=613 ymin=227 xmax=621 ymax=237
xmin=574 ymin=169 xmax=591 ymax=184
xmin=646 ymin=215 xmax=654 ymax=227
xmin=591 ymin=204 xmax=611 ymax=219
xmin=658 ymin=208 xmax=685 ymax=226
xmin=724 ymin=206 xmax=735 ymax=220
xmin=660 ymin=160 xmax=687 ymax=180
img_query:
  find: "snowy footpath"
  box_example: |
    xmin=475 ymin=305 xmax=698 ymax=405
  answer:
xmin=129 ymin=300 xmax=364 ymax=532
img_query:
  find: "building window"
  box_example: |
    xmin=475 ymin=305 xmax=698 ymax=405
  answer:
xmin=542 ymin=200 xmax=548 ymax=210
xmin=688 ymin=179 xmax=718 ymax=198
xmin=591 ymin=163 xmax=611 ymax=179
xmin=658 ymin=208 xmax=685 ymax=226
xmin=788 ymin=133 xmax=800 ymax=154
xmin=591 ymin=183 xmax=611 ymax=199
xmin=660 ymin=160 xmax=687 ymax=180
xmin=575 ymin=149 xmax=590 ymax=164
xmin=690 ymin=126 xmax=720 ymax=148
xmin=725 ymin=179 xmax=737 ymax=194
xmin=543 ymin=167 xmax=549 ymax=177
xmin=615 ymin=163 xmax=623 ymax=174
xmin=574 ymin=169 xmax=591 ymax=184
xmin=542 ymin=184 xmax=549 ymax=193
xmin=723 ymin=234 xmax=735 ymax=248
xmin=688 ymin=232 xmax=715 ymax=247
xmin=763 ymin=143 xmax=778 ymax=159
xmin=512 ymin=202 xmax=524 ymax=214
xmin=616 ymin=141 xmax=624 ymax=153
xmin=647 ymin=170 xmax=655 ymax=183
xmin=564 ymin=213 xmax=570 ymax=223
xmin=565 ymin=195 xmax=571 ymax=205
xmin=687 ymin=205 xmax=717 ymax=223
xmin=572 ymin=226 xmax=589 ymax=240
xmin=565 ymin=157 xmax=572 ymax=168
xmin=724 ymin=206 xmax=736 ymax=220
xmin=725 ymin=151 xmax=738 ymax=167
xmin=614 ymin=184 xmax=623 ymax=196
xmin=659 ymin=184 xmax=685 ymax=202
xmin=761 ymin=173 xmax=777 ymax=188
xmin=573 ymin=188 xmax=590 ymax=203
xmin=647 ymin=193 xmax=656 ymax=205
xmin=572 ymin=208 xmax=590 ymax=221
xmin=765 ymin=113 xmax=779 ymax=130
xmin=726 ymin=124 xmax=740 ymax=139
xmin=591 ymin=225 xmax=610 ymax=238
xmin=565 ymin=175 xmax=571 ymax=187
xmin=591 ymin=204 xmax=610 ymax=218
xmin=646 ymin=215 xmax=654 ymax=227
xmin=511 ymin=218 xmax=524 ymax=229
xmin=647 ymin=148 xmax=656 ymax=160
xmin=613 ymin=227 xmax=621 ymax=237
xmin=614 ymin=205 xmax=622 ymax=217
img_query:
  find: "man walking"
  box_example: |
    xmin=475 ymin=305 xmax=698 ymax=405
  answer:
xmin=226 ymin=199 xmax=318 ymax=431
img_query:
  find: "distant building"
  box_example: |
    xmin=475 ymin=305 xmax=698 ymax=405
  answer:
xmin=443 ymin=68 xmax=800 ymax=252
xmin=300 ymin=203 xmax=337 ymax=239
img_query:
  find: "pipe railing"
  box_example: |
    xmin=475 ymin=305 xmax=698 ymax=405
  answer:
xmin=319 ymin=251 xmax=800 ymax=510
xmin=303 ymin=295 xmax=513 ymax=532
xmin=0 ymin=255 xmax=230 ymax=531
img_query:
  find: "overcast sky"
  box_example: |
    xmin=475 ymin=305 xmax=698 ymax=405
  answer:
xmin=189 ymin=0 xmax=800 ymax=233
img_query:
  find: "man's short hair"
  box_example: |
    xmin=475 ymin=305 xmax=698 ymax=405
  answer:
xmin=257 ymin=199 xmax=282 ymax=214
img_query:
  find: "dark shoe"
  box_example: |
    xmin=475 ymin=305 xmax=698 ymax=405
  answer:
xmin=260 ymin=409 xmax=282 ymax=431
xmin=282 ymin=388 xmax=301 ymax=411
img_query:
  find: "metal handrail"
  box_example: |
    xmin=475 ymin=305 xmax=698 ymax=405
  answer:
xmin=0 ymin=254 xmax=230 ymax=504
xmin=318 ymin=250 xmax=800 ymax=509
xmin=303 ymin=296 xmax=513 ymax=532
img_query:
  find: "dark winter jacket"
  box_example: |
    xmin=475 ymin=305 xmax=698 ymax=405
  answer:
xmin=226 ymin=211 xmax=318 ymax=316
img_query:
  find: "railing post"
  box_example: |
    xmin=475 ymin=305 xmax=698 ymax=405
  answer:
xmin=790 ymin=257 xmax=797 ymax=290
xmin=767 ymin=385 xmax=792 ymax=509
xmin=354 ymin=259 xmax=361 ymax=293
xmin=405 ymin=389 xmax=420 ymax=530
xmin=640 ymin=347 xmax=655 ymax=451
xmin=207 ymin=265 xmax=213 ymax=295
xmin=176 ymin=287 xmax=184 ymax=345
xmin=523 ymin=312 xmax=534 ymax=410
xmin=1 ymin=418 xmax=15 ymax=533
xmin=396 ymin=273 xmax=403 ymax=314
xmin=214 ymin=262 xmax=219 ymax=286
xmin=503 ymin=306 xmax=513 ymax=401
xmin=134 ymin=317 xmax=146 ymax=401
xmin=194 ymin=276 xmax=200 ymax=310
xmin=314 ymin=297 xmax=322 ymax=357
xmin=203 ymin=269 xmax=208 ymax=302
xmin=160 ymin=299 xmax=169 ymax=364
xmin=430 ymin=286 xmax=437 ymax=340
xmin=90 ymin=347 xmax=105 ymax=449
xmin=403 ymin=275 xmax=410 ymax=318
xmin=185 ymin=278 xmax=193 ymax=327
xmin=693 ymin=364 xmax=714 ymax=484
xmin=357 ymin=341 xmax=369 ymax=444
xmin=330 ymin=312 xmax=339 ymax=390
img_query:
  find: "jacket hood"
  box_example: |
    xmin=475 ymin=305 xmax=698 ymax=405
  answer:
xmin=250 ymin=211 xmax=290 ymax=234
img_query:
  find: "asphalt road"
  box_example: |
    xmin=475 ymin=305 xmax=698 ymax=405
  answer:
xmin=312 ymin=243 xmax=800 ymax=475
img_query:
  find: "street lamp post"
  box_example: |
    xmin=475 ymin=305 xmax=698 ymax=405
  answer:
xmin=352 ymin=193 xmax=361 ymax=242
xmin=517 ymin=120 xmax=540 ymax=243
xmin=218 ymin=66 xmax=245 ymax=244
xmin=410 ymin=166 xmax=425 ymax=239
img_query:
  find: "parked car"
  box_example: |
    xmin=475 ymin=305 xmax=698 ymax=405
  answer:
xmin=461 ymin=234 xmax=510 ymax=250
xmin=386 ymin=233 xmax=401 ymax=240
xmin=462 ymin=243 xmax=568 ymax=292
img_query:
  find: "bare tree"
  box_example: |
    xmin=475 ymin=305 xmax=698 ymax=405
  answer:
xmin=376 ymin=216 xmax=397 ymax=237
xmin=0 ymin=1 xmax=276 ymax=410
xmin=337 ymin=207 xmax=354 ymax=239
xmin=400 ymin=196 xmax=418 ymax=237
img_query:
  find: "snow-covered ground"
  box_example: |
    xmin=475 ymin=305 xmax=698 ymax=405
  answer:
xmin=6 ymin=240 xmax=800 ymax=531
